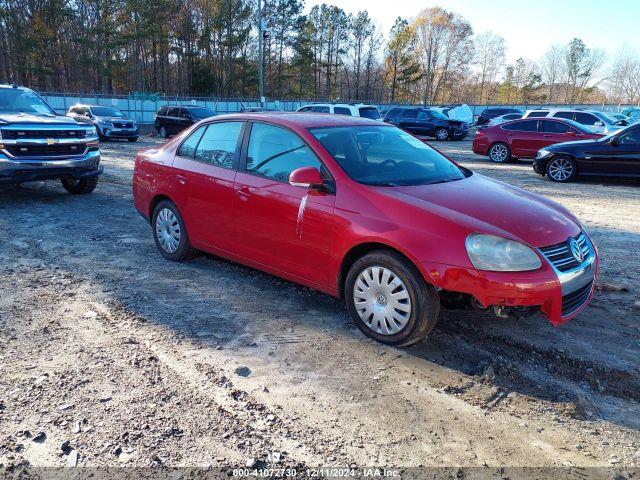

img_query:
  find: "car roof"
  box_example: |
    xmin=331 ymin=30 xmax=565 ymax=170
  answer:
xmin=204 ymin=112 xmax=386 ymax=128
xmin=502 ymin=116 xmax=591 ymax=130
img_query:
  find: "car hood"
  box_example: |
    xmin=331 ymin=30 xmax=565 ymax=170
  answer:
xmin=96 ymin=116 xmax=132 ymax=122
xmin=545 ymin=138 xmax=601 ymax=151
xmin=375 ymin=174 xmax=580 ymax=248
xmin=0 ymin=113 xmax=80 ymax=126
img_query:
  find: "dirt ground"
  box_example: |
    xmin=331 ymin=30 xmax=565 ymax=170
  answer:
xmin=1 ymin=132 xmax=639 ymax=473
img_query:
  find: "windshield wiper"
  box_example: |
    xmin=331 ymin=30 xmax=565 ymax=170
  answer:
xmin=425 ymin=177 xmax=462 ymax=185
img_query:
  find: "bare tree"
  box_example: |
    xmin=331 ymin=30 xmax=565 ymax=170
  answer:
xmin=473 ymin=31 xmax=505 ymax=103
xmin=539 ymin=45 xmax=565 ymax=103
xmin=607 ymin=47 xmax=640 ymax=104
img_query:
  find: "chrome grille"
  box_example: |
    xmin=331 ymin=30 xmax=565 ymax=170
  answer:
xmin=539 ymin=232 xmax=591 ymax=272
xmin=0 ymin=128 xmax=86 ymax=139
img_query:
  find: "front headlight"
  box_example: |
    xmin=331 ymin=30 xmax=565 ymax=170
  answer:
xmin=85 ymin=126 xmax=97 ymax=136
xmin=465 ymin=234 xmax=542 ymax=271
xmin=536 ymin=149 xmax=552 ymax=158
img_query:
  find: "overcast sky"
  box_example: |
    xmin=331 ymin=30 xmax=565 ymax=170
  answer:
xmin=305 ymin=0 xmax=640 ymax=62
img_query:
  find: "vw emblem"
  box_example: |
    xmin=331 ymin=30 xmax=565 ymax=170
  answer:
xmin=569 ymin=238 xmax=583 ymax=263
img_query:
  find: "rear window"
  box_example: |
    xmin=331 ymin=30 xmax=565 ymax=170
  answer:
xmin=400 ymin=109 xmax=419 ymax=119
xmin=158 ymin=106 xmax=168 ymax=115
xmin=554 ymin=111 xmax=574 ymax=120
xmin=359 ymin=107 xmax=380 ymax=120
xmin=574 ymin=112 xmax=599 ymax=125
xmin=501 ymin=120 xmax=538 ymax=132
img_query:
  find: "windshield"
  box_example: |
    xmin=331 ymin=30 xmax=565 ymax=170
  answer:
xmin=91 ymin=106 xmax=125 ymax=117
xmin=430 ymin=110 xmax=449 ymax=120
xmin=0 ymin=88 xmax=56 ymax=115
xmin=310 ymin=125 xmax=467 ymax=186
xmin=358 ymin=107 xmax=380 ymax=120
xmin=188 ymin=108 xmax=216 ymax=118
xmin=595 ymin=112 xmax=618 ymax=124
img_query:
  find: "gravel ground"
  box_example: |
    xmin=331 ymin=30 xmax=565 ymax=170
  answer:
xmin=1 ymin=133 xmax=639 ymax=472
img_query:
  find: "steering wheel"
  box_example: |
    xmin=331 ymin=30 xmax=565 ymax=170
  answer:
xmin=380 ymin=159 xmax=397 ymax=168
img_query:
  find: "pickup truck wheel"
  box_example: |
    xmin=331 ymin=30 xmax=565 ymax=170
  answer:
xmin=345 ymin=251 xmax=440 ymax=346
xmin=152 ymin=200 xmax=194 ymax=261
xmin=435 ymin=128 xmax=449 ymax=140
xmin=488 ymin=142 xmax=511 ymax=163
xmin=61 ymin=175 xmax=99 ymax=194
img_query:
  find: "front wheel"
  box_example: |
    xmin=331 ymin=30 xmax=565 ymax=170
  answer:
xmin=159 ymin=126 xmax=169 ymax=138
xmin=61 ymin=175 xmax=99 ymax=194
xmin=488 ymin=142 xmax=511 ymax=163
xmin=345 ymin=251 xmax=440 ymax=346
xmin=435 ymin=128 xmax=449 ymax=141
xmin=152 ymin=200 xmax=194 ymax=261
xmin=546 ymin=156 xmax=577 ymax=183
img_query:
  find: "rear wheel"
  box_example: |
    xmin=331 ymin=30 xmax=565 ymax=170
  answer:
xmin=152 ymin=200 xmax=194 ymax=261
xmin=435 ymin=128 xmax=449 ymax=141
xmin=345 ymin=251 xmax=440 ymax=346
xmin=546 ymin=156 xmax=577 ymax=183
xmin=488 ymin=142 xmax=511 ymax=163
xmin=159 ymin=126 xmax=169 ymax=138
xmin=61 ymin=175 xmax=99 ymax=194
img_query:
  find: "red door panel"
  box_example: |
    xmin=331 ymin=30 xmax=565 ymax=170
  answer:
xmin=233 ymin=172 xmax=335 ymax=287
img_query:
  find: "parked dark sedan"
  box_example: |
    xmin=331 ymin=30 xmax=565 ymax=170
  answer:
xmin=533 ymin=123 xmax=640 ymax=182
xmin=155 ymin=105 xmax=216 ymax=138
xmin=476 ymin=107 xmax=522 ymax=126
xmin=385 ymin=107 xmax=469 ymax=140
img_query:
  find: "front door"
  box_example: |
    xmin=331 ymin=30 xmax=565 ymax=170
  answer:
xmin=233 ymin=122 xmax=335 ymax=288
xmin=171 ymin=121 xmax=244 ymax=252
xmin=587 ymin=127 xmax=640 ymax=176
xmin=504 ymin=119 xmax=539 ymax=157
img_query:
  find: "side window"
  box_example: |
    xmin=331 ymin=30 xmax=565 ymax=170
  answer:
xmin=167 ymin=107 xmax=179 ymax=117
xmin=618 ymin=128 xmax=640 ymax=145
xmin=417 ymin=111 xmax=429 ymax=121
xmin=501 ymin=120 xmax=538 ymax=132
xmin=539 ymin=120 xmax=571 ymax=134
xmin=158 ymin=107 xmax=167 ymax=116
xmin=527 ymin=111 xmax=548 ymax=118
xmin=574 ymin=113 xmax=599 ymax=125
xmin=177 ymin=125 xmax=207 ymax=158
xmin=554 ymin=111 xmax=574 ymax=120
xmin=401 ymin=109 xmax=419 ymax=119
xmin=194 ymin=122 xmax=243 ymax=168
xmin=298 ymin=106 xmax=312 ymax=112
xmin=312 ymin=106 xmax=330 ymax=113
xmin=334 ymin=107 xmax=352 ymax=116
xmin=246 ymin=123 xmax=321 ymax=183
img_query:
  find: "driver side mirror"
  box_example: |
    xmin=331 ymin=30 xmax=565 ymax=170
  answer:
xmin=608 ymin=137 xmax=619 ymax=146
xmin=289 ymin=167 xmax=330 ymax=191
xmin=594 ymin=121 xmax=604 ymax=127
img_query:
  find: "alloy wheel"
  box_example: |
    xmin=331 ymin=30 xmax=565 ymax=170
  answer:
xmin=155 ymin=208 xmax=181 ymax=253
xmin=489 ymin=144 xmax=509 ymax=162
xmin=353 ymin=266 xmax=412 ymax=335
xmin=548 ymin=157 xmax=574 ymax=181
xmin=436 ymin=128 xmax=448 ymax=140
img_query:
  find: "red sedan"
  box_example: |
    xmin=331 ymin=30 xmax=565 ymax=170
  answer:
xmin=133 ymin=113 xmax=598 ymax=346
xmin=473 ymin=117 xmax=602 ymax=163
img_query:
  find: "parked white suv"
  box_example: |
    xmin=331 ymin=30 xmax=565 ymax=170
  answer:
xmin=296 ymin=103 xmax=381 ymax=120
xmin=522 ymin=108 xmax=627 ymax=134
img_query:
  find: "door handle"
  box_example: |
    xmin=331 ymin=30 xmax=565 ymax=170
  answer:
xmin=176 ymin=175 xmax=187 ymax=185
xmin=236 ymin=185 xmax=251 ymax=201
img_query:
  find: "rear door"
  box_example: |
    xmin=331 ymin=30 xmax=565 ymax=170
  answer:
xmin=172 ymin=121 xmax=245 ymax=252
xmin=233 ymin=122 xmax=335 ymax=287
xmin=501 ymin=119 xmax=539 ymax=157
xmin=396 ymin=109 xmax=421 ymax=133
xmin=588 ymin=127 xmax=640 ymax=176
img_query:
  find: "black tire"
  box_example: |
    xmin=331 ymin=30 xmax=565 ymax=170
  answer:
xmin=344 ymin=250 xmax=440 ymax=347
xmin=546 ymin=155 xmax=578 ymax=183
xmin=61 ymin=175 xmax=99 ymax=194
xmin=128 ymin=137 xmax=138 ymax=142
xmin=434 ymin=127 xmax=449 ymax=141
xmin=99 ymin=134 xmax=107 ymax=142
xmin=151 ymin=200 xmax=194 ymax=261
xmin=159 ymin=126 xmax=169 ymax=138
xmin=488 ymin=142 xmax=511 ymax=163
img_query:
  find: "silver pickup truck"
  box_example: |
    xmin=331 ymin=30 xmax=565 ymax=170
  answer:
xmin=0 ymin=84 xmax=102 ymax=194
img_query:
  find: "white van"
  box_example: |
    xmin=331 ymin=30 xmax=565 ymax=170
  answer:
xmin=296 ymin=103 xmax=382 ymax=120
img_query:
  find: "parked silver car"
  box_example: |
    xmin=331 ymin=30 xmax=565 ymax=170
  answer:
xmin=67 ymin=104 xmax=139 ymax=142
